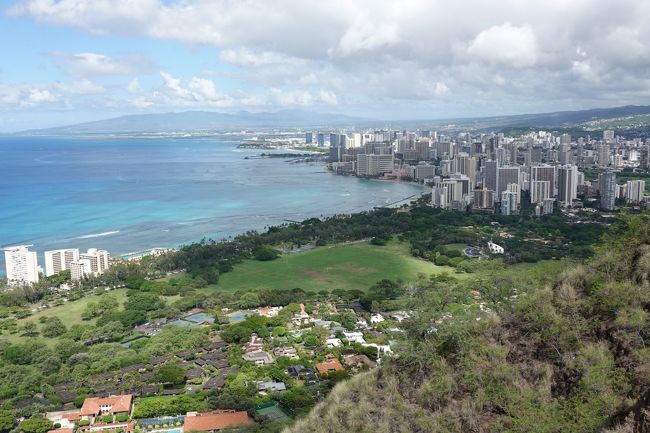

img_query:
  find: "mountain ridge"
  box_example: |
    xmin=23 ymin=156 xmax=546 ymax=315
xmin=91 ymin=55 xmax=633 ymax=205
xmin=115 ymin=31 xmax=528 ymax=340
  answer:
xmin=10 ymin=104 xmax=650 ymax=135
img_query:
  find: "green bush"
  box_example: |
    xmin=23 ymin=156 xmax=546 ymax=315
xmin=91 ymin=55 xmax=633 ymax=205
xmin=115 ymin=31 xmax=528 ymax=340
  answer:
xmin=254 ymin=245 xmax=281 ymax=261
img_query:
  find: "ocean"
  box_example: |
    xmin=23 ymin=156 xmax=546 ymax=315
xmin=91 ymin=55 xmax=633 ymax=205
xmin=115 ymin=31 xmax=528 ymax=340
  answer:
xmin=0 ymin=136 xmax=424 ymax=274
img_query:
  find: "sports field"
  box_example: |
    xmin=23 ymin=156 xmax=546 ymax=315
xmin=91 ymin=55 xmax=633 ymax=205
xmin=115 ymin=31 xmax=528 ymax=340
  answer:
xmin=213 ymin=240 xmax=456 ymax=292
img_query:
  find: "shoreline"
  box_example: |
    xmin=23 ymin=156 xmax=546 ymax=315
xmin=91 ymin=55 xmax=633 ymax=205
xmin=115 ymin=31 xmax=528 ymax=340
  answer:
xmin=0 ymin=155 xmax=425 ymax=275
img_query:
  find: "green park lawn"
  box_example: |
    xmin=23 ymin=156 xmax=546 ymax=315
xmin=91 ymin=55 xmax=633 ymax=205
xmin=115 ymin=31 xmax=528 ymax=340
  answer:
xmin=1 ymin=289 xmax=183 ymax=346
xmin=0 ymin=288 xmax=129 ymax=345
xmin=212 ymin=240 xmax=457 ymax=293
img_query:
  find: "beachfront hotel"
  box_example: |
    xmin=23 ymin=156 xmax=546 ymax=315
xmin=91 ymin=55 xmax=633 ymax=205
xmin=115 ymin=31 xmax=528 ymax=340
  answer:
xmin=44 ymin=248 xmax=80 ymax=276
xmin=4 ymin=245 xmax=40 ymax=286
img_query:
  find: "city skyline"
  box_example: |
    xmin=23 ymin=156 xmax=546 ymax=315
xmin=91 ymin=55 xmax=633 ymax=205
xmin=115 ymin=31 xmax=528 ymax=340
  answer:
xmin=2 ymin=0 xmax=650 ymax=132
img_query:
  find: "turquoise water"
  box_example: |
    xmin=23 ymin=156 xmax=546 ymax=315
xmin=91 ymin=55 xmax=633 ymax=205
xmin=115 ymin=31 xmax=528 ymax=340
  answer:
xmin=0 ymin=136 xmax=424 ymax=274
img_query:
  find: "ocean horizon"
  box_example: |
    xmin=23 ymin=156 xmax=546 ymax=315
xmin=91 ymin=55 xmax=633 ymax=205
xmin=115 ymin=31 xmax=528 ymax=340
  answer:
xmin=0 ymin=135 xmax=424 ymax=275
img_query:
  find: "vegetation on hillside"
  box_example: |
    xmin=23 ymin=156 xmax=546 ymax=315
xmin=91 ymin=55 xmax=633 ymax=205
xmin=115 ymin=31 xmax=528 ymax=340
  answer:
xmin=286 ymin=213 xmax=650 ymax=433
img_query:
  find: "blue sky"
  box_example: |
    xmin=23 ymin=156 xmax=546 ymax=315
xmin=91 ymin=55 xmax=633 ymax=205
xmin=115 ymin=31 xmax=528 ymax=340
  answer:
xmin=2 ymin=0 xmax=650 ymax=132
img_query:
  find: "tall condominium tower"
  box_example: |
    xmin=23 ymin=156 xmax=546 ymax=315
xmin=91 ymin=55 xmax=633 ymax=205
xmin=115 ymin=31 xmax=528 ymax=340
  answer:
xmin=44 ymin=248 xmax=80 ymax=276
xmin=4 ymin=245 xmax=39 ymax=286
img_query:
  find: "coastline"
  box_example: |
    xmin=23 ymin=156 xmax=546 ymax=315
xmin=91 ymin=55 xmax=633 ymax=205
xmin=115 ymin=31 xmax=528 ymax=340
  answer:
xmin=0 ymin=136 xmax=426 ymax=276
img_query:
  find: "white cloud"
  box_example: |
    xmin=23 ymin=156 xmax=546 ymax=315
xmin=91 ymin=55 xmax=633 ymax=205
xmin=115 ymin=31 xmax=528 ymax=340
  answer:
xmin=53 ymin=79 xmax=105 ymax=94
xmin=466 ymin=23 xmax=538 ymax=68
xmin=26 ymin=88 xmax=57 ymax=104
xmin=571 ymin=60 xmax=599 ymax=82
xmin=219 ymin=48 xmax=299 ymax=67
xmin=51 ymin=52 xmax=155 ymax=77
xmin=7 ymin=0 xmax=650 ymax=117
xmin=127 ymin=78 xmax=142 ymax=94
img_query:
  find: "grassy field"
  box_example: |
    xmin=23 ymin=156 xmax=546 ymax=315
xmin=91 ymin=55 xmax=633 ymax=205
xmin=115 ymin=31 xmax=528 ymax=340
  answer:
xmin=445 ymin=243 xmax=470 ymax=252
xmin=0 ymin=290 xmax=183 ymax=346
xmin=0 ymin=288 xmax=129 ymax=345
xmin=211 ymin=240 xmax=457 ymax=293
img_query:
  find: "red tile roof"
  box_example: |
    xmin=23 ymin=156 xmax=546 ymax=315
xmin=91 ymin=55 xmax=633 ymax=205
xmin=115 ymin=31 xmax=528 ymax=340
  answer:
xmin=315 ymin=354 xmax=345 ymax=376
xmin=184 ymin=411 xmax=254 ymax=432
xmin=62 ymin=412 xmax=82 ymax=421
xmin=48 ymin=429 xmax=73 ymax=433
xmin=80 ymin=395 xmax=132 ymax=416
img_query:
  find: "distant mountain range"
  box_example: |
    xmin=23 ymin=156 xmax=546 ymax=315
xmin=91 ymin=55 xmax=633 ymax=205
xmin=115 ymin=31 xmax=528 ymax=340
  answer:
xmin=13 ymin=105 xmax=650 ymax=135
xmin=16 ymin=110 xmax=366 ymax=135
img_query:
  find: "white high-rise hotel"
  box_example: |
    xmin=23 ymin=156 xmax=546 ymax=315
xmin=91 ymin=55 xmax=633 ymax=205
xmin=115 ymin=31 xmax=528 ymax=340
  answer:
xmin=4 ymin=245 xmax=40 ymax=286
xmin=44 ymin=248 xmax=79 ymax=277
xmin=70 ymin=248 xmax=110 ymax=280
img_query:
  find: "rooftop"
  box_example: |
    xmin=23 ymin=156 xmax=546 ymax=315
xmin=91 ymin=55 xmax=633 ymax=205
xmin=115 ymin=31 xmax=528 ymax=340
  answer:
xmin=184 ymin=410 xmax=254 ymax=432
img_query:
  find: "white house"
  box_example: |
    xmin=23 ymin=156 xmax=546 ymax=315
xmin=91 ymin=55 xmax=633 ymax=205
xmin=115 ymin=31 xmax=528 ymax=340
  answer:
xmin=370 ymin=313 xmax=385 ymax=324
xmin=487 ymin=241 xmax=504 ymax=254
xmin=326 ymin=338 xmax=343 ymax=348
xmin=343 ymin=331 xmax=366 ymax=344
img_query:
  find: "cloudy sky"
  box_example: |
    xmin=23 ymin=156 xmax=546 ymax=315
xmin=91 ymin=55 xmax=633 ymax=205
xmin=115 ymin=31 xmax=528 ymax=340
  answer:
xmin=1 ymin=0 xmax=650 ymax=131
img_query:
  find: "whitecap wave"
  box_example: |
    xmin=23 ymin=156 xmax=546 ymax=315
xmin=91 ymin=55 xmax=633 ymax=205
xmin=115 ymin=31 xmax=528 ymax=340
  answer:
xmin=77 ymin=230 xmax=120 ymax=239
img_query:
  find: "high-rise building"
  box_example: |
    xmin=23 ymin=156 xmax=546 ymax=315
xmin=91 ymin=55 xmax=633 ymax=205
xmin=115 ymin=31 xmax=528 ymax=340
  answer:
xmin=496 ymin=166 xmax=520 ymax=202
xmin=473 ymin=188 xmax=495 ymax=209
xmin=78 ymin=248 xmax=110 ymax=275
xmin=455 ymin=153 xmax=477 ymax=187
xmin=530 ymin=165 xmax=556 ymax=197
xmin=501 ymin=191 xmax=518 ymax=215
xmin=484 ymin=160 xmax=498 ymax=191
xmin=70 ymin=259 xmax=92 ymax=281
xmin=305 ymin=132 xmax=313 ymax=144
xmin=530 ymin=180 xmax=551 ymax=204
xmin=44 ymin=248 xmax=79 ymax=277
xmin=603 ymin=130 xmax=615 ymax=142
xmin=506 ymin=183 xmax=521 ymax=208
xmin=598 ymin=171 xmax=617 ymax=210
xmin=557 ymin=165 xmax=578 ymax=205
xmin=4 ymin=245 xmax=39 ymax=286
xmin=560 ymin=133 xmax=571 ymax=145
xmin=356 ymin=154 xmax=395 ymax=176
xmin=626 ymin=180 xmax=646 ymax=204
xmin=329 ymin=133 xmax=339 ymax=148
xmin=432 ymin=179 xmax=466 ymax=209
xmin=542 ymin=198 xmax=555 ymax=215
xmin=431 ymin=185 xmax=448 ymax=209
xmin=597 ymin=144 xmax=610 ymax=167
xmin=640 ymin=145 xmax=649 ymax=169
xmin=317 ymin=133 xmax=325 ymax=147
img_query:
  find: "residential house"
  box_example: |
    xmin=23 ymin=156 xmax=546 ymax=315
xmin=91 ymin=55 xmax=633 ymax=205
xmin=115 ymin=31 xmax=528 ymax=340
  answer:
xmin=254 ymin=381 xmax=287 ymax=393
xmin=257 ymin=306 xmax=282 ymax=317
xmin=315 ymin=354 xmax=345 ymax=377
xmin=244 ymin=333 xmax=264 ymax=353
xmin=292 ymin=303 xmax=310 ymax=324
xmin=355 ymin=318 xmax=369 ymax=329
xmin=242 ymin=351 xmax=273 ymax=366
xmin=343 ymin=354 xmax=377 ymax=369
xmin=202 ymin=375 xmax=225 ymax=391
xmin=370 ymin=313 xmax=385 ymax=324
xmin=184 ymin=410 xmax=254 ymax=432
xmin=326 ymin=338 xmax=343 ymax=348
xmin=273 ymin=347 xmax=299 ymax=359
xmin=79 ymin=395 xmax=133 ymax=419
xmin=343 ymin=331 xmax=365 ymax=344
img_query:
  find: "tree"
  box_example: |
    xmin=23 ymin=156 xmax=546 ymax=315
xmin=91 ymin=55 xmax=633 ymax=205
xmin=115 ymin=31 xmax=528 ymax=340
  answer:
xmin=155 ymin=363 xmax=186 ymax=385
xmin=238 ymin=293 xmax=261 ymax=309
xmin=279 ymin=387 xmax=315 ymax=415
xmin=41 ymin=317 xmax=66 ymax=338
xmin=0 ymin=410 xmax=16 ymax=433
xmin=17 ymin=417 xmax=52 ymax=433
xmin=254 ymin=245 xmax=280 ymax=261
xmin=19 ymin=321 xmax=38 ymax=337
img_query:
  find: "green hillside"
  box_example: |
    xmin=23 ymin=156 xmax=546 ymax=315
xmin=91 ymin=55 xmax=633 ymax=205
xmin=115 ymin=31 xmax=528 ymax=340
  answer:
xmin=285 ymin=213 xmax=650 ymax=433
